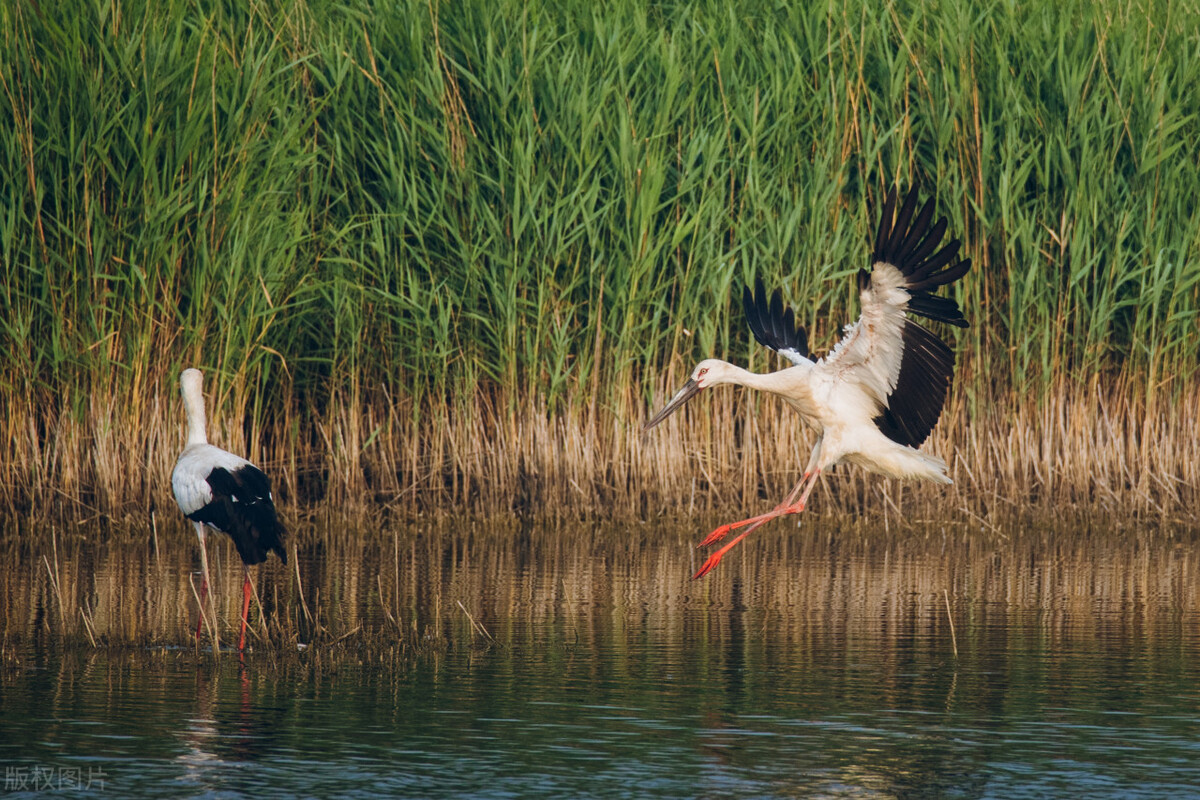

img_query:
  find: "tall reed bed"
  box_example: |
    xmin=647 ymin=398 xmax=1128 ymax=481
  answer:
xmin=1 ymin=0 xmax=1198 ymax=525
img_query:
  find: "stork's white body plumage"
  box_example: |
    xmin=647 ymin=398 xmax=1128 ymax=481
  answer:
xmin=687 ymin=356 xmax=951 ymax=484
xmin=645 ymin=187 xmax=971 ymax=578
xmin=172 ymin=368 xmax=286 ymax=650
xmin=172 ymin=444 xmax=256 ymax=517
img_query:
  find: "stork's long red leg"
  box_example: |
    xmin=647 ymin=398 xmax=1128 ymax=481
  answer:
xmin=697 ymin=504 xmax=791 ymax=547
xmin=698 ymin=470 xmax=820 ymax=547
xmin=693 ymin=514 xmax=780 ymax=579
xmin=691 ymin=469 xmax=822 ymax=579
xmin=238 ymin=569 xmax=252 ymax=651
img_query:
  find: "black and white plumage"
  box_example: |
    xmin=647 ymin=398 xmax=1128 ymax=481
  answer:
xmin=173 ymin=447 xmax=287 ymax=568
xmin=644 ymin=186 xmax=971 ymax=579
xmin=172 ymin=368 xmax=286 ymax=650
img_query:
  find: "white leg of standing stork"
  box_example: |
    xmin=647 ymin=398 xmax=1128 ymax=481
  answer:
xmin=692 ymin=469 xmax=822 ymax=580
xmin=193 ymin=523 xmax=215 ymax=642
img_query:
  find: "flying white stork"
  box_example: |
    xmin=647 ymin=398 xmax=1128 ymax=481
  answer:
xmin=644 ymin=186 xmax=971 ymax=579
xmin=171 ymin=368 xmax=287 ymax=650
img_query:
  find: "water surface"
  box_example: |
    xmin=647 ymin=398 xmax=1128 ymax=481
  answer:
xmin=2 ymin=522 xmax=1199 ymax=797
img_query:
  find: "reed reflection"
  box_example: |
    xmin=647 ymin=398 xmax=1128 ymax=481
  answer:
xmin=4 ymin=523 xmax=1198 ymax=659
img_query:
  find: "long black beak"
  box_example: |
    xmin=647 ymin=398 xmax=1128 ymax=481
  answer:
xmin=643 ymin=379 xmax=702 ymax=432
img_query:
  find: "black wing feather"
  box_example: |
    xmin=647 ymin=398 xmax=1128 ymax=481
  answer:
xmin=906 ymin=294 xmax=966 ymax=327
xmin=885 ymin=189 xmax=921 ymax=258
xmin=906 ymin=217 xmax=948 ymax=266
xmin=872 ymin=185 xmax=971 ymax=330
xmin=896 ymin=198 xmax=935 ymax=259
xmin=908 ymin=258 xmax=971 ymax=294
xmin=874 ymin=189 xmax=897 ymax=258
xmin=188 ymin=465 xmax=287 ymax=566
xmin=873 ymin=322 xmax=955 ymax=447
xmin=743 ymin=277 xmax=809 ymax=360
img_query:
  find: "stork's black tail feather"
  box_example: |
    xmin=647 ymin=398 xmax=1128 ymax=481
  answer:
xmin=868 ymin=186 xmax=971 ymax=328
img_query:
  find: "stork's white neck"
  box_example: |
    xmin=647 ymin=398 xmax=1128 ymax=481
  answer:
xmin=702 ymin=360 xmax=798 ymax=394
xmin=180 ymin=369 xmax=209 ymax=446
xmin=719 ymin=363 xmax=770 ymax=390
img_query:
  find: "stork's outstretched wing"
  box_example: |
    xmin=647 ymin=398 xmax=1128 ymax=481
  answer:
xmin=819 ymin=186 xmax=971 ymax=447
xmin=743 ymin=277 xmax=812 ymax=366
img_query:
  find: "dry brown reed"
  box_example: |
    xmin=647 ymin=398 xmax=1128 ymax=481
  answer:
xmin=1 ymin=370 xmax=1197 ymax=533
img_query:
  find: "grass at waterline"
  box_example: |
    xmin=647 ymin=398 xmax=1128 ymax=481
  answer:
xmin=1 ymin=0 xmax=1198 ymax=524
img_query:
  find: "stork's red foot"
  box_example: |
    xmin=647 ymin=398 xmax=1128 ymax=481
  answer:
xmin=697 ymin=512 xmax=770 ymax=547
xmin=698 ymin=523 xmax=733 ymax=547
xmin=692 ymin=532 xmax=751 ymax=580
xmin=691 ymin=498 xmax=811 ymax=578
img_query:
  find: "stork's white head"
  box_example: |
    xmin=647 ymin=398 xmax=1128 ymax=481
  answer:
xmin=643 ymin=359 xmax=735 ymax=432
xmin=180 ymin=368 xmax=208 ymax=445
xmin=690 ymin=358 xmax=739 ymax=389
xmin=181 ymin=368 xmax=204 ymax=398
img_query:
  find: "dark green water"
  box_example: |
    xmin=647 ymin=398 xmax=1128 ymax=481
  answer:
xmin=2 ymin=523 xmax=1199 ymax=797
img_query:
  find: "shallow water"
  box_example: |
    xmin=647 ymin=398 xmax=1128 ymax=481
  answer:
xmin=2 ymin=521 xmax=1200 ymax=797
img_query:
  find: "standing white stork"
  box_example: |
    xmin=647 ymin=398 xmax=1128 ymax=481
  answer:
xmin=644 ymin=186 xmax=971 ymax=579
xmin=171 ymin=368 xmax=287 ymax=650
